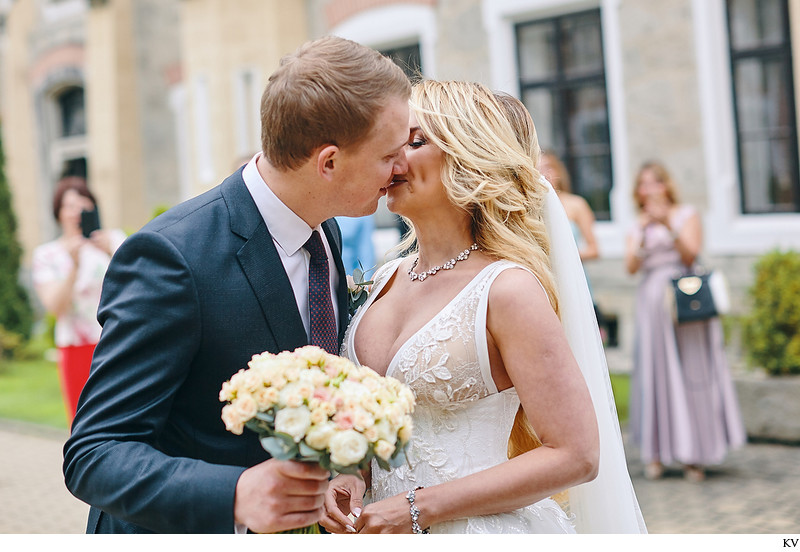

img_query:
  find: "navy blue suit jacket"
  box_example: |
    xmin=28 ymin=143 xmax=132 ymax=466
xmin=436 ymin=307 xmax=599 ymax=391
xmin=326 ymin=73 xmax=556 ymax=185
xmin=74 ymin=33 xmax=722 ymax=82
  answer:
xmin=63 ymin=170 xmax=348 ymax=533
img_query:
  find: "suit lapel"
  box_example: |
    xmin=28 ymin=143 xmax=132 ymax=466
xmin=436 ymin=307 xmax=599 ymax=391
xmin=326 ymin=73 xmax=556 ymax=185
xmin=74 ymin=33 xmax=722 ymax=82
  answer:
xmin=222 ymin=173 xmax=307 ymax=353
xmin=237 ymin=225 xmax=308 ymax=353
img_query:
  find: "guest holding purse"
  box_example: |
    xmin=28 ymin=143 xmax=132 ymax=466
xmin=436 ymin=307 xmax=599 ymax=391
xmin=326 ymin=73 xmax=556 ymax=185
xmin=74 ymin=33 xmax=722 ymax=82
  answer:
xmin=32 ymin=176 xmax=126 ymax=424
xmin=624 ymin=161 xmax=745 ymax=482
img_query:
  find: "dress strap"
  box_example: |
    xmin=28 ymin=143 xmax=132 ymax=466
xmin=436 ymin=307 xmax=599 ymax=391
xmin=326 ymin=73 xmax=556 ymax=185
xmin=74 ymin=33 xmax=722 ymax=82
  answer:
xmin=474 ymin=260 xmax=547 ymax=394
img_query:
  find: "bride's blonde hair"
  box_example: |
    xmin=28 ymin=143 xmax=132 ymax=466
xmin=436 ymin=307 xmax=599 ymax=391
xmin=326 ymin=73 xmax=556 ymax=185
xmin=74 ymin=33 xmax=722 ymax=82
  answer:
xmin=399 ymin=80 xmax=559 ymax=459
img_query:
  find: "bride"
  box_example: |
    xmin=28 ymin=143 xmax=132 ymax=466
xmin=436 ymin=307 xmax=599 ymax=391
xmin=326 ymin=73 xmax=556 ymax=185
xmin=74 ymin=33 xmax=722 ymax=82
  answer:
xmin=320 ymin=80 xmax=646 ymax=534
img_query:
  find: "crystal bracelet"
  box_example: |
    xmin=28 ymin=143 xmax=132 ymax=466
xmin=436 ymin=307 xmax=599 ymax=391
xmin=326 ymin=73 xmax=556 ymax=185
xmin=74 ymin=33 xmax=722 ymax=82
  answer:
xmin=406 ymin=486 xmax=430 ymax=534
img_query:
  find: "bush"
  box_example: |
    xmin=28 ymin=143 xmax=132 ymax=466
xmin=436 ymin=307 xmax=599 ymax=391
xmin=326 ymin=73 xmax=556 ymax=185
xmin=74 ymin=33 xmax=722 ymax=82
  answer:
xmin=741 ymin=249 xmax=800 ymax=375
xmin=0 ymin=126 xmax=33 ymax=342
xmin=0 ymin=324 xmax=23 ymax=361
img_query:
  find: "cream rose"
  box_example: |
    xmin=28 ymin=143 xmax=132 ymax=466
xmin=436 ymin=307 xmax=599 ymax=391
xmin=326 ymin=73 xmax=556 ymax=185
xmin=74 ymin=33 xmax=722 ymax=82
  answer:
xmin=398 ymin=418 xmax=414 ymax=444
xmin=274 ymin=406 xmax=312 ymax=442
xmin=232 ymin=392 xmax=258 ymax=422
xmin=374 ymin=439 xmax=396 ymax=461
xmin=279 ymin=382 xmax=305 ymax=408
xmin=329 ymin=429 xmax=369 ymax=466
xmin=221 ymin=404 xmax=244 ymax=435
xmin=305 ymin=422 xmax=336 ymax=450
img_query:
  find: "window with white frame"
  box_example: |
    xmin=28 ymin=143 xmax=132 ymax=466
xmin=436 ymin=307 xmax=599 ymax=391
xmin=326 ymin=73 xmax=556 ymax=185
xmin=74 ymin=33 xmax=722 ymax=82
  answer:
xmin=516 ymin=8 xmax=613 ymax=220
xmin=381 ymin=43 xmax=422 ymax=81
xmin=233 ymin=68 xmax=261 ymax=160
xmin=726 ymin=0 xmax=800 ymax=213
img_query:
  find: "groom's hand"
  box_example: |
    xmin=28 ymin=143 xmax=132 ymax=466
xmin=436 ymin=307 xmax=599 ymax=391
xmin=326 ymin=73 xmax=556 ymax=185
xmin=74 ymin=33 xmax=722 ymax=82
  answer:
xmin=234 ymin=459 xmax=330 ymax=533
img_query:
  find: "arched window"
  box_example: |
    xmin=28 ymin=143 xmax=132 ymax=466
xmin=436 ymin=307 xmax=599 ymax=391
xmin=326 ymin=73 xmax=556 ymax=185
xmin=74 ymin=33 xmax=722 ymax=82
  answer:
xmin=57 ymin=86 xmax=85 ymax=137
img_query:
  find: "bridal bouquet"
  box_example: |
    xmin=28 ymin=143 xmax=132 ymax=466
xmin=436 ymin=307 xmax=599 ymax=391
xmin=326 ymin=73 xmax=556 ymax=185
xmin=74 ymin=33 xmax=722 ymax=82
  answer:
xmin=220 ymin=345 xmax=415 ymax=474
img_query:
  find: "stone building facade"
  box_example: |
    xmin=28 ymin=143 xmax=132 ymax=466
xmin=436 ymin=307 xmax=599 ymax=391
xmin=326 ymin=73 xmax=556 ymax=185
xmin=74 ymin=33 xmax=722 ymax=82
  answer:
xmin=2 ymin=0 xmax=799 ymax=370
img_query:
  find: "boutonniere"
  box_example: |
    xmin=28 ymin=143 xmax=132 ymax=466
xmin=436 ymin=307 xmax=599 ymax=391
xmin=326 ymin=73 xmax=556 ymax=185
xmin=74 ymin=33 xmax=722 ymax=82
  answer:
xmin=346 ymin=265 xmax=373 ymax=318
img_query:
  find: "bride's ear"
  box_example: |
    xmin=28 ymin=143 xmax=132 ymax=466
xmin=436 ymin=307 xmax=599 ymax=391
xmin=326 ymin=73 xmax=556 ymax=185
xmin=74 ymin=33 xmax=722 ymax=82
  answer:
xmin=316 ymin=145 xmax=339 ymax=182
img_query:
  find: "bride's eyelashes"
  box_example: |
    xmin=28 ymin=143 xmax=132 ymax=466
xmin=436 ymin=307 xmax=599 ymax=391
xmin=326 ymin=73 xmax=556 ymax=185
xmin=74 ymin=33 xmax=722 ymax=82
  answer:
xmin=408 ymin=137 xmax=427 ymax=149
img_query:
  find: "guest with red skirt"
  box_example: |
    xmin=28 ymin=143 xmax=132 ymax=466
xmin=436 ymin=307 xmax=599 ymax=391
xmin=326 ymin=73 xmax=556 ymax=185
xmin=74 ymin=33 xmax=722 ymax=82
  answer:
xmin=32 ymin=176 xmax=126 ymax=424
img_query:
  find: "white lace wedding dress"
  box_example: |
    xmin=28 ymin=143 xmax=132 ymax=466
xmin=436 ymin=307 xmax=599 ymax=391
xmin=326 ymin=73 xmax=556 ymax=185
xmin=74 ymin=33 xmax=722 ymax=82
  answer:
xmin=342 ymin=258 xmax=576 ymax=534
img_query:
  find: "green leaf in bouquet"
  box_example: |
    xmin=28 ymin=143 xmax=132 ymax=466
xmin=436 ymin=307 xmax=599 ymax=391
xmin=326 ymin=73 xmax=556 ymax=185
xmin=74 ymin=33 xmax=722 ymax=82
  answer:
xmin=298 ymin=441 xmax=323 ymax=462
xmin=388 ymin=445 xmax=410 ymax=469
xmin=254 ymin=411 xmax=275 ymax=424
xmin=330 ymin=462 xmax=363 ymax=475
xmin=245 ymin=418 xmax=272 ymax=435
xmin=374 ymin=455 xmax=391 ymax=472
xmin=259 ymin=433 xmax=298 ymax=460
xmin=318 ymin=454 xmax=332 ymax=472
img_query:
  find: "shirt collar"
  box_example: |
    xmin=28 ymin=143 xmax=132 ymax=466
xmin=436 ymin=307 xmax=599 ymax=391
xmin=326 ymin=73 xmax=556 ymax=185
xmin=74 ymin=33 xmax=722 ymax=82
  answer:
xmin=242 ymin=153 xmax=317 ymax=256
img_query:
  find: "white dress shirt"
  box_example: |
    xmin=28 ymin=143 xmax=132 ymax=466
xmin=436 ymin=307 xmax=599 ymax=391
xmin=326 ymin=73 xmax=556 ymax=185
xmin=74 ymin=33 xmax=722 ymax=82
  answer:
xmin=241 ymin=153 xmax=341 ymax=348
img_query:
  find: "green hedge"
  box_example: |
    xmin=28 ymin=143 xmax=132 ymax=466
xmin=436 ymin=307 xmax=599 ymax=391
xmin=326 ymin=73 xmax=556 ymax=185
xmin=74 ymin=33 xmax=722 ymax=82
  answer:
xmin=0 ymin=126 xmax=34 ymax=355
xmin=741 ymin=249 xmax=800 ymax=375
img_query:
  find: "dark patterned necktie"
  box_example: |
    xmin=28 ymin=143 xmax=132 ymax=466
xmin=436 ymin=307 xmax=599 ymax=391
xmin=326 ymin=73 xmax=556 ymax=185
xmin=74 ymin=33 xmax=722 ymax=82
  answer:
xmin=304 ymin=230 xmax=338 ymax=355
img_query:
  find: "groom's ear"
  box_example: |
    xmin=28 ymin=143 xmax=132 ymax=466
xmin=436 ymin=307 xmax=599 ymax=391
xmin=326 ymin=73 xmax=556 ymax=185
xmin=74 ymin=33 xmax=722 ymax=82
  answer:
xmin=316 ymin=144 xmax=340 ymax=181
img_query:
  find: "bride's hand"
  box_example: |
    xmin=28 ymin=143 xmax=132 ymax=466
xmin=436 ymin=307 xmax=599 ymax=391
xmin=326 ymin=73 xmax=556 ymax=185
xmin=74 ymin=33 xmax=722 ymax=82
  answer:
xmin=319 ymin=473 xmax=366 ymax=533
xmin=353 ymin=493 xmax=416 ymax=534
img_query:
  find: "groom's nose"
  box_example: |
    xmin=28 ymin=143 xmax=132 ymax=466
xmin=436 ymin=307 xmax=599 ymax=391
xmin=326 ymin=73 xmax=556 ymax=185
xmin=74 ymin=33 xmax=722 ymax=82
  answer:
xmin=393 ymin=149 xmax=408 ymax=174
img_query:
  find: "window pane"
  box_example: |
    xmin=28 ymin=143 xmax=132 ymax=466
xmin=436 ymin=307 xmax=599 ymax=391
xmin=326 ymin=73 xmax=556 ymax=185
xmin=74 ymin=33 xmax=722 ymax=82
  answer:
xmin=561 ymin=11 xmax=604 ymax=78
xmin=382 ymin=44 xmax=422 ymax=79
xmin=564 ymin=85 xmax=609 ymax=146
xmin=58 ymin=87 xmax=85 ymax=137
xmin=740 ymin=137 xmax=797 ymax=212
xmin=728 ymin=0 xmax=784 ymax=50
xmin=572 ymin=153 xmax=611 ymax=218
xmin=517 ymin=22 xmax=557 ymax=81
xmin=522 ymin=88 xmax=564 ymax=154
xmin=735 ymin=58 xmax=792 ymax=134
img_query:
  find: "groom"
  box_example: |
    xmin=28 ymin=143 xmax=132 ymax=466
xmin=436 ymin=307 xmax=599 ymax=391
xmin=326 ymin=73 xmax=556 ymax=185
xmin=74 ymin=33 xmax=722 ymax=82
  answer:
xmin=63 ymin=36 xmax=411 ymax=534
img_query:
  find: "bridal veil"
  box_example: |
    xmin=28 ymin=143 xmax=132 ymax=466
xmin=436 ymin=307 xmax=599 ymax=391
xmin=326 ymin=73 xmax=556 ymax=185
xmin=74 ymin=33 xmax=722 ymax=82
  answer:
xmin=542 ymin=180 xmax=648 ymax=533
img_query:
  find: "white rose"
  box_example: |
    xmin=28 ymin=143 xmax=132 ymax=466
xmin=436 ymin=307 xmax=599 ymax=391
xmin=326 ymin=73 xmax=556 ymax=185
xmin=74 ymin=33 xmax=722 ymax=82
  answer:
xmin=329 ymin=429 xmax=369 ymax=466
xmin=274 ymin=406 xmax=312 ymax=442
xmin=339 ymin=379 xmax=370 ymax=400
xmin=374 ymin=439 xmax=396 ymax=461
xmin=305 ymin=422 xmax=336 ymax=450
xmin=373 ymin=418 xmax=397 ymax=444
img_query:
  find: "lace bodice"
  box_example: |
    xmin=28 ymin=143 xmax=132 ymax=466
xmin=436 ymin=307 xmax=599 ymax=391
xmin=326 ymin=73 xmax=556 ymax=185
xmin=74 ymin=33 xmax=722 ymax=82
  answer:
xmin=342 ymin=259 xmax=574 ymax=534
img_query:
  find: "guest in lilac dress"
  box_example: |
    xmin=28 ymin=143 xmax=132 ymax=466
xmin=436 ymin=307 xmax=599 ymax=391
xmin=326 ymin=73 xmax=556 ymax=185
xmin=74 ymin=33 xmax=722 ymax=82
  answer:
xmin=624 ymin=161 xmax=746 ymax=482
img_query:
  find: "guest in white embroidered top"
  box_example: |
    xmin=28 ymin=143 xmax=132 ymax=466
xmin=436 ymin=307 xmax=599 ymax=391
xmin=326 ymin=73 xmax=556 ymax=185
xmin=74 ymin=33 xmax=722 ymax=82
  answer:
xmin=32 ymin=176 xmax=126 ymax=423
xmin=320 ymin=81 xmax=645 ymax=534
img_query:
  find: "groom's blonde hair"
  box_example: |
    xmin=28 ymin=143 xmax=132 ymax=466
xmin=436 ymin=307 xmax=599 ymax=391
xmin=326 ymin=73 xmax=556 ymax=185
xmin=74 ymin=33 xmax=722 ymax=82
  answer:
xmin=397 ymin=80 xmax=561 ymax=464
xmin=261 ymin=36 xmax=411 ymax=171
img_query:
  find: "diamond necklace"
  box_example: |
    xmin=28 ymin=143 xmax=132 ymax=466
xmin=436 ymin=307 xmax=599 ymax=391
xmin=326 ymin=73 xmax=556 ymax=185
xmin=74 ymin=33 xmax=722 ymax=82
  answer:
xmin=408 ymin=243 xmax=479 ymax=282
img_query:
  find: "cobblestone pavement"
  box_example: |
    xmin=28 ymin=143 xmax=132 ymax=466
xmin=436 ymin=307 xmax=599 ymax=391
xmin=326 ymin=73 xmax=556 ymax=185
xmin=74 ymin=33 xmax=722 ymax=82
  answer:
xmin=0 ymin=419 xmax=798 ymax=534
